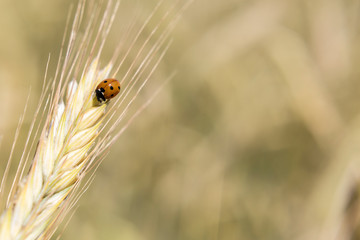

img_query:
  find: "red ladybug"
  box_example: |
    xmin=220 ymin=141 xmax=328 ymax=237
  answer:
xmin=95 ymin=78 xmax=120 ymax=102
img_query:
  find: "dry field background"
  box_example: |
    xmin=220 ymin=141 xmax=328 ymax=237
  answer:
xmin=1 ymin=0 xmax=360 ymax=239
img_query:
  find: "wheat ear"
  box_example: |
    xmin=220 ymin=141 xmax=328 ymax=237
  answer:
xmin=0 ymin=57 xmax=114 ymax=239
xmin=0 ymin=0 xmax=192 ymax=238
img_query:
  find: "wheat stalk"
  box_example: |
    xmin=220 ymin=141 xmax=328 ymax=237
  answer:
xmin=0 ymin=0 xmax=191 ymax=239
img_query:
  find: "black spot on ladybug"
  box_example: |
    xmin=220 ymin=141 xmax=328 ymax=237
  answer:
xmin=110 ymin=86 xmax=114 ymax=90
xmin=100 ymin=88 xmax=105 ymax=92
xmin=118 ymin=86 xmax=120 ymax=90
xmin=111 ymin=94 xmax=114 ymax=97
xmin=104 ymin=80 xmax=107 ymax=83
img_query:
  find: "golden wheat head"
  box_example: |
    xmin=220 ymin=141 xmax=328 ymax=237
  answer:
xmin=0 ymin=0 xmax=190 ymax=239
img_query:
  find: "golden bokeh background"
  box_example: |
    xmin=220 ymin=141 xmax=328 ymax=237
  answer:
xmin=1 ymin=0 xmax=360 ymax=239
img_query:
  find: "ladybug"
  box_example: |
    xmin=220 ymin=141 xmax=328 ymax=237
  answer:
xmin=95 ymin=78 xmax=121 ymax=103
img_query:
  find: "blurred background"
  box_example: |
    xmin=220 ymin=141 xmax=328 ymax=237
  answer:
xmin=1 ymin=0 xmax=360 ymax=239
